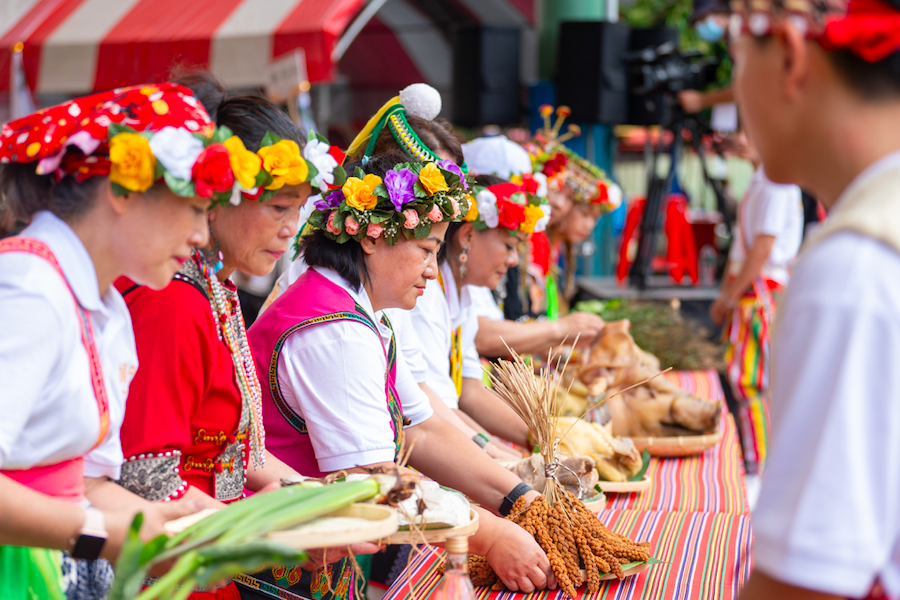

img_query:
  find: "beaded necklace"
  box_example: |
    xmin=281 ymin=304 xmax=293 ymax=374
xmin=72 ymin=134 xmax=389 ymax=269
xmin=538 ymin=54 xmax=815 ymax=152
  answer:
xmin=195 ymin=251 xmax=266 ymax=468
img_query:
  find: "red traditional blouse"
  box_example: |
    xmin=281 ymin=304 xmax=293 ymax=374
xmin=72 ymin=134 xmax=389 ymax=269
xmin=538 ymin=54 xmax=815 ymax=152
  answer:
xmin=115 ymin=273 xmax=249 ymax=503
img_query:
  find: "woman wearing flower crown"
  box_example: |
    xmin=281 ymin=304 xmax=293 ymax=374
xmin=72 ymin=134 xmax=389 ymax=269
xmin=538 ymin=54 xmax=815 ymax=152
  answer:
xmin=0 ymin=84 xmax=224 ymax=599
xmin=111 ymin=74 xmax=368 ymax=600
xmin=527 ymin=107 xmax=623 ymax=315
xmin=250 ymin=153 xmax=557 ymax=596
xmin=261 ymin=84 xmax=523 ymax=459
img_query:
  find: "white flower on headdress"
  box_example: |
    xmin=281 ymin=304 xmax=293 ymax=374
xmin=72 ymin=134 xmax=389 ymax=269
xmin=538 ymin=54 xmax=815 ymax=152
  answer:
xmin=476 ymin=189 xmax=499 ymax=229
xmin=534 ymin=204 xmax=551 ymax=233
xmin=607 ymin=182 xmax=623 ymax=210
xmin=303 ymin=139 xmax=338 ymax=190
xmin=532 ymin=172 xmax=548 ymax=198
xmin=149 ymin=127 xmax=204 ymax=181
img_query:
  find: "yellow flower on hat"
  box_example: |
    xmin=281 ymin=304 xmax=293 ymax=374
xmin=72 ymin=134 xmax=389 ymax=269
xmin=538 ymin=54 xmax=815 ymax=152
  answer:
xmin=109 ymin=132 xmax=156 ymax=192
xmin=520 ymin=204 xmax=544 ymax=234
xmin=258 ymin=139 xmax=308 ymax=190
xmin=419 ymin=162 xmax=449 ymax=195
xmin=343 ymin=174 xmax=383 ymax=211
xmin=224 ymin=135 xmax=262 ymax=190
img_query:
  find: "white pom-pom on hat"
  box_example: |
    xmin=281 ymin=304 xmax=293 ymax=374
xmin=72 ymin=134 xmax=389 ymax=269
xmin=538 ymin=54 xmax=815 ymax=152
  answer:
xmin=607 ymin=182 xmax=623 ymax=209
xmin=399 ymin=83 xmax=442 ymax=121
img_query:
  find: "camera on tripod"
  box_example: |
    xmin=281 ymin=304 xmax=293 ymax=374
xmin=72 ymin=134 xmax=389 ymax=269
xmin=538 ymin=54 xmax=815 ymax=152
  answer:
xmin=626 ymin=41 xmax=720 ymax=97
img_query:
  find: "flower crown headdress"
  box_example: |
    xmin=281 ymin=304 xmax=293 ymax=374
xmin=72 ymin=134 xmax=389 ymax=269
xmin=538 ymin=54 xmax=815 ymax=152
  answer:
xmin=465 ymin=180 xmax=551 ymax=235
xmin=344 ymin=83 xmax=469 ymax=173
xmin=307 ymin=160 xmax=471 ymax=245
xmin=0 ymin=83 xmax=346 ymax=207
xmin=522 ymin=104 xmax=622 ymax=212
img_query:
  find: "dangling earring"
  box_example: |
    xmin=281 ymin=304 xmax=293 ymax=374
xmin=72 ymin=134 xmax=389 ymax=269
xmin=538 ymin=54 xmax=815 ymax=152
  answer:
xmin=459 ymin=245 xmax=470 ymax=280
xmin=200 ymin=227 xmax=224 ymax=274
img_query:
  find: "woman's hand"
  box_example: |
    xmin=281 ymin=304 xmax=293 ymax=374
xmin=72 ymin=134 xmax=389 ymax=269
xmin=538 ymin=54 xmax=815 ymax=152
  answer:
xmin=101 ymin=498 xmax=206 ymax=563
xmin=557 ymin=312 xmax=605 ymax=346
xmin=300 ymin=543 xmax=383 ymax=572
xmin=709 ymin=297 xmax=730 ymax=326
xmin=486 ymin=442 xmax=522 ymax=461
xmin=483 ymin=519 xmax=556 ymax=593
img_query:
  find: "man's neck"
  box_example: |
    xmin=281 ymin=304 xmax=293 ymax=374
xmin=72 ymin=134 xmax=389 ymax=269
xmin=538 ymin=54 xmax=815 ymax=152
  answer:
xmin=802 ymin=101 xmax=900 ymax=208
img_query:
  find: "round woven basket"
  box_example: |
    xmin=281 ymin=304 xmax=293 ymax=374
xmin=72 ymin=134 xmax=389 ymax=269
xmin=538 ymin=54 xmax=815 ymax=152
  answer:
xmin=629 ymin=426 xmax=723 ymax=457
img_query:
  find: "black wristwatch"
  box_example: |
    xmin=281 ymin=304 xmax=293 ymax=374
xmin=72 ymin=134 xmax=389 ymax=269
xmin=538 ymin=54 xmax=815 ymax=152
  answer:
xmin=71 ymin=507 xmax=107 ymax=560
xmin=499 ymin=482 xmax=532 ymax=516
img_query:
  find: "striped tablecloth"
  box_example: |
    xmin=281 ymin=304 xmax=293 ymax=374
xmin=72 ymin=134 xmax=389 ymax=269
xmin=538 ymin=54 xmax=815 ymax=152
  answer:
xmin=381 ymin=508 xmax=752 ymax=600
xmin=380 ymin=370 xmax=752 ymax=600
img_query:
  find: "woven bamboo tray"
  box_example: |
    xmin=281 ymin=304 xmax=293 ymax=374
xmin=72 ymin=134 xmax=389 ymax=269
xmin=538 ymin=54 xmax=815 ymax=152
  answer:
xmin=579 ymin=560 xmax=653 ymax=582
xmin=629 ymin=426 xmax=723 ymax=457
xmin=383 ymin=508 xmax=479 ymax=545
xmin=597 ymin=475 xmax=651 ymax=494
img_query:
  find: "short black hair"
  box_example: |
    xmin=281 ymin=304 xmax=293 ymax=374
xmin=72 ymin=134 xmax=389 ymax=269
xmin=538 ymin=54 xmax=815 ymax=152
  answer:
xmin=826 ymin=49 xmax=900 ymax=99
xmin=299 ymin=152 xmax=409 ymax=291
xmin=175 ymin=71 xmax=304 ymax=151
xmin=0 ymin=163 xmax=107 ymax=226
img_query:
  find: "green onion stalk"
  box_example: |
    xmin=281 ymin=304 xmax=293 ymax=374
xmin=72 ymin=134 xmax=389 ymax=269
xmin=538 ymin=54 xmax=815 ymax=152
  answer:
xmin=109 ymin=476 xmax=409 ymax=600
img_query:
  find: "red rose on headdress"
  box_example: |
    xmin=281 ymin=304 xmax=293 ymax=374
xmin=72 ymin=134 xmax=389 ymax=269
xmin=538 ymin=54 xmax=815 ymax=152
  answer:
xmin=497 ymin=198 xmax=525 ymax=230
xmin=192 ymin=144 xmax=235 ymax=198
xmin=328 ymin=145 xmax=346 ymax=165
xmin=594 ymin=181 xmax=609 ymax=204
xmin=521 ymin=174 xmax=540 ymax=195
xmin=542 ymin=153 xmax=568 ymax=178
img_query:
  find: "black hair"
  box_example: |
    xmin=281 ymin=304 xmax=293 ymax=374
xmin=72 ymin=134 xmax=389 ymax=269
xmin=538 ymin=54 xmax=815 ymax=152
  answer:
xmin=473 ymin=173 xmax=507 ymax=187
xmin=174 ymin=71 xmax=304 ymax=151
xmin=826 ymin=50 xmax=900 ymax=99
xmin=0 ymin=163 xmax=107 ymax=228
xmin=299 ymin=152 xmax=409 ymax=291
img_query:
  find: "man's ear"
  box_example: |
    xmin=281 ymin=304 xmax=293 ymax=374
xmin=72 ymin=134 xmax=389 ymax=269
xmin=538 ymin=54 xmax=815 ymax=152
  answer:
xmin=780 ymin=20 xmax=809 ymax=103
xmin=360 ymin=234 xmax=377 ymax=256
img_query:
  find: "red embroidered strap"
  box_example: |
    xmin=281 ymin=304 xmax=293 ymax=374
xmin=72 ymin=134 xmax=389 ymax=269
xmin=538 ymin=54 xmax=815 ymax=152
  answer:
xmin=0 ymin=237 xmax=110 ymax=449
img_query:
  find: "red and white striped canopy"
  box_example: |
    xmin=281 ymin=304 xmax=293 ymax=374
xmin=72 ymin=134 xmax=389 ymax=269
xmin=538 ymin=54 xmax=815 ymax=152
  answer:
xmin=0 ymin=0 xmax=365 ymax=93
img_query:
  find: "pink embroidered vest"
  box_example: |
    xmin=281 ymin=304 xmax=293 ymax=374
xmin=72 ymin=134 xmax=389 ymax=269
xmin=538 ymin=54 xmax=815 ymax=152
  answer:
xmin=248 ymin=268 xmax=405 ymax=478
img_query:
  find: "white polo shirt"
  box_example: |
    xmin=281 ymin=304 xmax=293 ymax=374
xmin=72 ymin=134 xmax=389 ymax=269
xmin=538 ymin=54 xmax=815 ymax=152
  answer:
xmin=407 ymin=262 xmax=482 ymax=409
xmin=753 ymin=154 xmax=900 ymax=598
xmin=0 ymin=211 xmax=137 ymax=479
xmin=274 ymin=267 xmax=433 ymax=472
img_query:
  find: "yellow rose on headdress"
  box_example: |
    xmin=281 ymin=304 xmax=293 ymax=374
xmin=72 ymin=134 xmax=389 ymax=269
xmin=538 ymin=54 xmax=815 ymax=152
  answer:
xmin=520 ymin=204 xmax=544 ymax=234
xmin=343 ymin=174 xmax=383 ymax=211
xmin=258 ymin=139 xmax=308 ymax=190
xmin=463 ymin=193 xmax=479 ymax=222
xmin=224 ymin=136 xmax=262 ymax=190
xmin=109 ymin=132 xmax=156 ymax=192
xmin=419 ymin=162 xmax=449 ymax=195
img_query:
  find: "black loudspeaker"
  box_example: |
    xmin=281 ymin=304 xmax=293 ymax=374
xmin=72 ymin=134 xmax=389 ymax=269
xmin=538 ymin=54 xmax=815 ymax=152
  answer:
xmin=627 ymin=27 xmax=679 ymax=126
xmin=452 ymin=25 xmax=521 ymax=127
xmin=556 ymin=21 xmax=631 ymax=124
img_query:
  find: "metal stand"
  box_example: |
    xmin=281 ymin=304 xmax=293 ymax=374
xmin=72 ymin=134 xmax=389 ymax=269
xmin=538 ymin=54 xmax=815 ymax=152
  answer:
xmin=628 ymin=99 xmax=732 ymax=289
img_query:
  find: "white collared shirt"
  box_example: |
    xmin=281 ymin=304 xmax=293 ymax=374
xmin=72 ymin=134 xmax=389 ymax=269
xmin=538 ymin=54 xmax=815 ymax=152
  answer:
xmin=0 ymin=211 xmax=137 ymax=478
xmin=470 ymin=286 xmax=505 ymax=322
xmin=753 ymin=151 xmax=900 ymax=598
xmin=407 ymin=262 xmax=483 ymax=409
xmin=275 ymin=267 xmax=433 ymax=472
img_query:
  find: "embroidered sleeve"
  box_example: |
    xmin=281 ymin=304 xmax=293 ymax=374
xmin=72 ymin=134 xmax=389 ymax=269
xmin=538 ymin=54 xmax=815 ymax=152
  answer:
xmin=117 ymin=451 xmax=186 ymax=501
